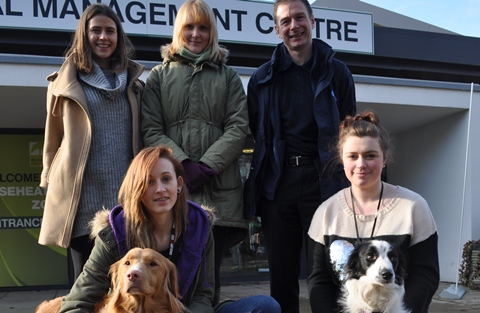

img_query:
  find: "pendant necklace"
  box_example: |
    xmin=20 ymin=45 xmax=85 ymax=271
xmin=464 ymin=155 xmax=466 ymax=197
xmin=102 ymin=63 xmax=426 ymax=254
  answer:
xmin=351 ymin=182 xmax=384 ymax=241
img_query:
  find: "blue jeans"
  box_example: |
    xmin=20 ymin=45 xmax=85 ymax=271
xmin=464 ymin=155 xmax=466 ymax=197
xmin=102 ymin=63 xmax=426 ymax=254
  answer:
xmin=218 ymin=295 xmax=281 ymax=313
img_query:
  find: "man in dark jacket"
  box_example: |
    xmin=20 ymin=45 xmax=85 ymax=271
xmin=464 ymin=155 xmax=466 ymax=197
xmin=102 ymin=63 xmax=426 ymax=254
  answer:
xmin=244 ymin=1 xmax=356 ymax=312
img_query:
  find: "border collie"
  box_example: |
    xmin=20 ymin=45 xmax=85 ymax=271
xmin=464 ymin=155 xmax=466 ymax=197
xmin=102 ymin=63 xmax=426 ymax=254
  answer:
xmin=339 ymin=240 xmax=410 ymax=313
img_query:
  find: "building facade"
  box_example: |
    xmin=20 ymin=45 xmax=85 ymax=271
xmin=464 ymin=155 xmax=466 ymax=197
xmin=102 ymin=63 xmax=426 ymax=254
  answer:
xmin=1 ymin=0 xmax=479 ymax=289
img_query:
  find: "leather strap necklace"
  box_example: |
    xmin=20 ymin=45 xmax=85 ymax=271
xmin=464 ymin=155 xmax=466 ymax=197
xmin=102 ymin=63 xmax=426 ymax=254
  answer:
xmin=351 ymin=182 xmax=384 ymax=241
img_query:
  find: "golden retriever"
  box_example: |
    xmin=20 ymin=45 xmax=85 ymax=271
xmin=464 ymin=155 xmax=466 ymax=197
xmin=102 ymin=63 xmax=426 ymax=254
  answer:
xmin=36 ymin=247 xmax=186 ymax=313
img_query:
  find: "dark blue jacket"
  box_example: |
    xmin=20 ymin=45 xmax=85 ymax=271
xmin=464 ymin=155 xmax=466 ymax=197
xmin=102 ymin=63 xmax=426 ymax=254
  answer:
xmin=244 ymin=39 xmax=356 ymax=219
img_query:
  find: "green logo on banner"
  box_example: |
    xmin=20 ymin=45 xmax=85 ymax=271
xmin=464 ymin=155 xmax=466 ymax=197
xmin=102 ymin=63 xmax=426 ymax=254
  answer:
xmin=29 ymin=141 xmax=43 ymax=167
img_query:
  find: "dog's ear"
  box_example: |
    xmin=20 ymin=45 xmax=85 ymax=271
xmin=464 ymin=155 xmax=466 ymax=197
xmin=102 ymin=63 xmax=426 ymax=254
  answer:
xmin=162 ymin=259 xmax=186 ymax=313
xmin=394 ymin=275 xmax=404 ymax=286
xmin=103 ymin=257 xmax=126 ymax=310
xmin=344 ymin=242 xmax=366 ymax=280
xmin=344 ymin=248 xmax=361 ymax=279
xmin=392 ymin=245 xmax=408 ymax=284
xmin=108 ymin=258 xmax=123 ymax=293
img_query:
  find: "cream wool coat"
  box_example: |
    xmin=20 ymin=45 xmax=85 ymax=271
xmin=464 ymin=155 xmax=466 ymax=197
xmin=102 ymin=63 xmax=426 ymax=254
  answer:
xmin=39 ymin=55 xmax=144 ymax=248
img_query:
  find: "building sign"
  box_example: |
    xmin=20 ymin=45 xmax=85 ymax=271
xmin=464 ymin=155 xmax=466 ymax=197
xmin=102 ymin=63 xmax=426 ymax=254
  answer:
xmin=0 ymin=0 xmax=374 ymax=54
xmin=0 ymin=134 xmax=68 ymax=288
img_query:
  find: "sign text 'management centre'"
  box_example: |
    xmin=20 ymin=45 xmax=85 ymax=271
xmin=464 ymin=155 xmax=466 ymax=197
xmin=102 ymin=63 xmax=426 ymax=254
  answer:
xmin=0 ymin=0 xmax=374 ymax=54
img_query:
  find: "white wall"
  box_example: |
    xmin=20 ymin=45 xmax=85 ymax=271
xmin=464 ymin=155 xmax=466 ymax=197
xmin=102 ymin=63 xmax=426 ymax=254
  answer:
xmin=390 ymin=112 xmax=468 ymax=282
xmin=386 ymin=87 xmax=480 ymax=282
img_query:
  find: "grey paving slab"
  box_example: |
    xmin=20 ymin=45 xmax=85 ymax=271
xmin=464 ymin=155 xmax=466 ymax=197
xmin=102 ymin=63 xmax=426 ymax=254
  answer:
xmin=221 ymin=281 xmax=480 ymax=313
xmin=0 ymin=289 xmax=67 ymax=312
xmin=0 ymin=281 xmax=479 ymax=313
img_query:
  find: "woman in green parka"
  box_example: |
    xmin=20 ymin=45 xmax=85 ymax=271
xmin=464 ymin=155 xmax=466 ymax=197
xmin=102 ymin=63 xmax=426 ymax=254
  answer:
xmin=140 ymin=0 xmax=249 ymax=304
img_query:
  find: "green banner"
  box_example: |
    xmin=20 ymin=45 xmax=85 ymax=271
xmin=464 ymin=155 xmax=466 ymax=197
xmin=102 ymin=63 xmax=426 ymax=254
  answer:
xmin=0 ymin=134 xmax=68 ymax=288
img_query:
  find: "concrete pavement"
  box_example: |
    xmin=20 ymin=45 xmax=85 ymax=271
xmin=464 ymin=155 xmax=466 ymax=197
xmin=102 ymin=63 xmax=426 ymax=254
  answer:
xmin=220 ymin=280 xmax=480 ymax=313
xmin=1 ymin=280 xmax=479 ymax=312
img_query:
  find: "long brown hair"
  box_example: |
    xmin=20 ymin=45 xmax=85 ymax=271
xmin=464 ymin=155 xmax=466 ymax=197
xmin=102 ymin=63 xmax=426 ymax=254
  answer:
xmin=65 ymin=3 xmax=134 ymax=73
xmin=118 ymin=146 xmax=188 ymax=251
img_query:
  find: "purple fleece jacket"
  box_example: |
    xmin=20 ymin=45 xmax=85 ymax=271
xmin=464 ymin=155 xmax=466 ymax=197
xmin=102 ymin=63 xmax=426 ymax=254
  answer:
xmin=108 ymin=200 xmax=210 ymax=298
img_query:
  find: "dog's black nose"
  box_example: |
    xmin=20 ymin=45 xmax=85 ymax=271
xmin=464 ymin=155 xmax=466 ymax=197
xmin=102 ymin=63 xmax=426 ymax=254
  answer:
xmin=381 ymin=269 xmax=393 ymax=281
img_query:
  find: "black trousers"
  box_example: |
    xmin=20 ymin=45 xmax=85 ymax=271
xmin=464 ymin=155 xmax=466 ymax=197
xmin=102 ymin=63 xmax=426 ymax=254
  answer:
xmin=259 ymin=164 xmax=322 ymax=313
xmin=69 ymin=234 xmax=94 ymax=285
xmin=212 ymin=225 xmax=248 ymax=305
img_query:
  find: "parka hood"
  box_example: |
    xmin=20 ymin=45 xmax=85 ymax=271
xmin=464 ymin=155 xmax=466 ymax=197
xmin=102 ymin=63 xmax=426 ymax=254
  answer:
xmin=88 ymin=202 xmax=217 ymax=240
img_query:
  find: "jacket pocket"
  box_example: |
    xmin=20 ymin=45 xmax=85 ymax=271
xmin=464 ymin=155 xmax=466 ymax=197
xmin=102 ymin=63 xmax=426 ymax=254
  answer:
xmin=47 ymin=147 xmax=62 ymax=184
xmin=210 ymin=161 xmax=243 ymax=205
xmin=211 ymin=161 xmax=241 ymax=190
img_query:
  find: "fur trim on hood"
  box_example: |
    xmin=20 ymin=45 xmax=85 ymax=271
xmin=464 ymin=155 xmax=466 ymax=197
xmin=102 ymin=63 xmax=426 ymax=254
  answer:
xmin=200 ymin=204 xmax=218 ymax=226
xmin=88 ymin=204 xmax=217 ymax=240
xmin=88 ymin=209 xmax=111 ymax=241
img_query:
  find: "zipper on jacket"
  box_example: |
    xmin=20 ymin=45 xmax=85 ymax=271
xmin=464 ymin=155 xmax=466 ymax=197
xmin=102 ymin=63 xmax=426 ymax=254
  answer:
xmin=189 ymin=63 xmax=205 ymax=75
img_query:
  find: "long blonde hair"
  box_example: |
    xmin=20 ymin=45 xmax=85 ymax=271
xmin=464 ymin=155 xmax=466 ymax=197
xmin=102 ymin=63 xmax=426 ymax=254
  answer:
xmin=118 ymin=146 xmax=188 ymax=251
xmin=165 ymin=0 xmax=228 ymax=63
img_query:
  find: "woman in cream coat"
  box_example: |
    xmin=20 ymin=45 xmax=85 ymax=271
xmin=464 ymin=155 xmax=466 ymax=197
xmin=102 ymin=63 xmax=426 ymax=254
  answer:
xmin=39 ymin=4 xmax=144 ymax=282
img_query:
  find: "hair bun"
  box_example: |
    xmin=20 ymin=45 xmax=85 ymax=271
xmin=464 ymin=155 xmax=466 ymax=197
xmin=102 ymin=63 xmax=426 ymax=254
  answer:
xmin=353 ymin=111 xmax=380 ymax=125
